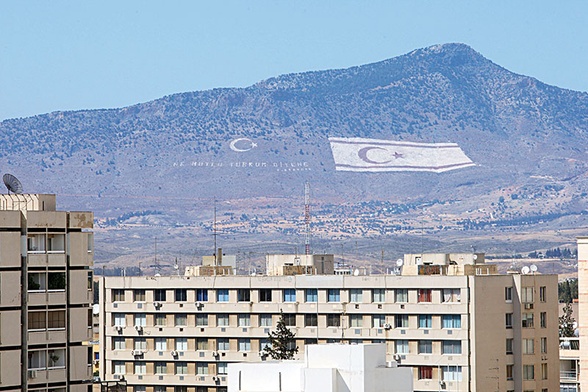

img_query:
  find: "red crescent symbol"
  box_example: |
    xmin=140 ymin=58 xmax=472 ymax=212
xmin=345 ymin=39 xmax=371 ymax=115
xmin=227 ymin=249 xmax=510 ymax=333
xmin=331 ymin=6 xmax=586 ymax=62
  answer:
xmin=358 ymin=147 xmax=392 ymax=164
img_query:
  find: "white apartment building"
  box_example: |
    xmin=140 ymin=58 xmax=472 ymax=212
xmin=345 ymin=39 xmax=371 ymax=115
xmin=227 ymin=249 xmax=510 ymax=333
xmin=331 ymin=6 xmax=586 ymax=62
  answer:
xmin=0 ymin=193 xmax=94 ymax=391
xmin=99 ymin=252 xmax=559 ymax=392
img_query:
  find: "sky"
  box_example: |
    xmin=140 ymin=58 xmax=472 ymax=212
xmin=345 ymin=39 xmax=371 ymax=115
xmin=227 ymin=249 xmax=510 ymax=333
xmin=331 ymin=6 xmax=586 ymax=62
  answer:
xmin=1 ymin=1 xmax=587 ymax=121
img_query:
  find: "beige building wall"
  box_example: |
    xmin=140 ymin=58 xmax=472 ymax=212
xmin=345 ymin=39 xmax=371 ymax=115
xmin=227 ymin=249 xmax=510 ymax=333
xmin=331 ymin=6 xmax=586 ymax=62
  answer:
xmin=0 ymin=194 xmax=94 ymax=391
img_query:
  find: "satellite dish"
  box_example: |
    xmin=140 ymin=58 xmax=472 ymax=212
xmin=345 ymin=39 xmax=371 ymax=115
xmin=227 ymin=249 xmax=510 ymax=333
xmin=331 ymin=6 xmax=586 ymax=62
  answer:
xmin=353 ymin=269 xmax=360 ymax=276
xmin=521 ymin=266 xmax=531 ymax=275
xmin=530 ymin=264 xmax=538 ymax=273
xmin=473 ymin=254 xmax=478 ymax=260
xmin=3 ymin=174 xmax=23 ymax=194
xmin=396 ymin=259 xmax=404 ymax=267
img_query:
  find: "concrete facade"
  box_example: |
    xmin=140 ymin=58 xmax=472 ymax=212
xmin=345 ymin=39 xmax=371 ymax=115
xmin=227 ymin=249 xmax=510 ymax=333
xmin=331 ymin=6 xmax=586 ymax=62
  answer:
xmin=0 ymin=193 xmax=94 ymax=391
xmin=227 ymin=344 xmax=413 ymax=392
xmin=99 ymin=254 xmax=558 ymax=392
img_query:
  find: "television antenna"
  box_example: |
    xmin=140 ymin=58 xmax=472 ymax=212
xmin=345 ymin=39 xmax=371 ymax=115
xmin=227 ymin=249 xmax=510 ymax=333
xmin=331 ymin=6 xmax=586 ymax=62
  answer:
xmin=3 ymin=173 xmax=23 ymax=194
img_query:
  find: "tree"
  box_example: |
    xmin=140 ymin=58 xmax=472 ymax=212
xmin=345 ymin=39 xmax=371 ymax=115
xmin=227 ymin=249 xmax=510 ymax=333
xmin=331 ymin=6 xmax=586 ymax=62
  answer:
xmin=559 ymin=302 xmax=576 ymax=337
xmin=264 ymin=311 xmax=298 ymax=360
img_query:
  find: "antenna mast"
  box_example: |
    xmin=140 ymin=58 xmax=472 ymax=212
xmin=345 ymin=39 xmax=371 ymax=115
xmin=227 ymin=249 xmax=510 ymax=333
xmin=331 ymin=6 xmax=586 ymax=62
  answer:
xmin=304 ymin=182 xmax=311 ymax=255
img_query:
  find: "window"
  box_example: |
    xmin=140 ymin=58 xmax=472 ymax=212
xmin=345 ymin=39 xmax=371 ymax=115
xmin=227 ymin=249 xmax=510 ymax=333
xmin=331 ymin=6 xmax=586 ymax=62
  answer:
xmin=134 ymin=361 xmax=146 ymax=375
xmin=154 ymin=289 xmax=166 ymax=302
xmin=260 ymin=339 xmax=271 ymax=351
xmin=175 ymin=314 xmax=187 ymax=326
xmin=238 ymin=338 xmax=251 ymax=352
xmin=523 ymin=364 xmax=534 ymax=380
xmin=134 ymin=313 xmax=146 ymax=326
xmin=237 ymin=289 xmax=250 ymax=302
xmin=442 ymin=289 xmax=460 ymax=303
xmin=282 ymin=314 xmax=296 ymax=327
xmin=113 ymin=361 xmax=125 ymax=375
xmin=217 ymin=289 xmax=229 ymax=302
xmin=305 ymin=314 xmax=317 ymax=327
xmin=541 ymin=337 xmax=547 ymax=354
xmin=175 ymin=361 xmax=188 ymax=375
xmin=217 ymin=362 xmax=228 ymax=375
xmin=442 ymin=315 xmax=461 ymax=329
xmin=505 ymin=313 xmax=513 ymax=328
xmin=217 ymin=314 xmax=229 ymax=327
xmin=28 ymin=272 xmax=46 ymax=291
xmin=373 ymin=315 xmax=385 ymax=328
xmin=395 ymin=340 xmax=409 ymax=354
xmin=418 ymin=340 xmax=432 ymax=354
xmin=350 ymin=314 xmax=363 ymax=328
xmin=522 ymin=287 xmax=534 ymax=303
xmin=196 ymin=362 xmax=208 ymax=375
xmin=350 ymin=289 xmax=363 ymax=303
xmin=113 ymin=337 xmax=125 ymax=350
xmin=196 ymin=314 xmax=208 ymax=326
xmin=418 ymin=289 xmax=432 ymax=303
xmin=259 ymin=289 xmax=272 ymax=302
xmin=134 ymin=338 xmax=147 ymax=350
xmin=541 ymin=363 xmax=548 ymax=380
xmin=540 ymin=286 xmax=546 ymax=302
xmin=522 ymin=313 xmax=534 ymax=328
xmin=155 ymin=337 xmax=166 ymax=351
xmin=442 ymin=340 xmax=462 ymax=354
xmin=47 ymin=310 xmax=65 ymax=329
xmin=196 ymin=289 xmax=208 ymax=302
xmin=197 ymin=338 xmax=208 ymax=350
xmin=395 ymin=314 xmax=409 ymax=329
xmin=134 ymin=289 xmax=145 ymax=302
xmin=47 ymin=272 xmax=66 ymax=290
xmin=328 ymin=289 xmax=340 ymax=302
xmin=419 ymin=366 xmax=433 ymax=380
xmin=259 ymin=314 xmax=272 ymax=327
xmin=175 ymin=338 xmax=188 ymax=351
xmin=505 ymin=287 xmax=513 ymax=302
xmin=305 ymin=289 xmax=318 ymax=303
xmin=327 ymin=314 xmax=341 ymax=327
xmin=155 ymin=314 xmax=166 ymax=326
xmin=112 ymin=289 xmax=125 ymax=302
xmin=418 ymin=315 xmax=432 ymax=329
xmin=217 ymin=338 xmax=229 ymax=351
xmin=283 ymin=289 xmax=296 ymax=302
xmin=441 ymin=366 xmax=462 ymax=382
xmin=540 ymin=312 xmax=547 ymax=328
xmin=523 ymin=338 xmax=534 ymax=354
xmin=175 ymin=289 xmax=187 ymax=302
xmin=238 ymin=314 xmax=251 ymax=327
xmin=372 ymin=289 xmax=385 ymax=303
xmin=506 ymin=364 xmax=514 ymax=380
xmin=113 ymin=313 xmax=126 ymax=327
xmin=28 ymin=350 xmax=46 ymax=370
xmin=28 ymin=311 xmax=46 ymax=330
xmin=155 ymin=362 xmax=167 ymax=375
xmin=395 ymin=289 xmax=408 ymax=303
xmin=506 ymin=338 xmax=513 ymax=354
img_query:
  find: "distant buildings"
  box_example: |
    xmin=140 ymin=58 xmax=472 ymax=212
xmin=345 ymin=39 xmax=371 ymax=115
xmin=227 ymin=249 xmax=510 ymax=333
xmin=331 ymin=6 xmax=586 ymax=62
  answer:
xmin=227 ymin=343 xmax=413 ymax=392
xmin=0 ymin=193 xmax=94 ymax=391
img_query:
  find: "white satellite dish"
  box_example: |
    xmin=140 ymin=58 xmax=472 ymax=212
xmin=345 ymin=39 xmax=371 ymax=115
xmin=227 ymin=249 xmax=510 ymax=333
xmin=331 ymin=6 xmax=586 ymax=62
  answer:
xmin=396 ymin=259 xmax=404 ymax=267
xmin=353 ymin=269 xmax=360 ymax=276
xmin=530 ymin=264 xmax=538 ymax=273
xmin=473 ymin=254 xmax=478 ymax=260
xmin=521 ymin=266 xmax=531 ymax=275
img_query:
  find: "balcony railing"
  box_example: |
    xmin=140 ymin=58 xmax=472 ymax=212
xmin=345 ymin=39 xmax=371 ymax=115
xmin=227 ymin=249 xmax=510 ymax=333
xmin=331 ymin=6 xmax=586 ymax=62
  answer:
xmin=559 ymin=337 xmax=580 ymax=350
xmin=560 ymin=370 xmax=578 ymax=381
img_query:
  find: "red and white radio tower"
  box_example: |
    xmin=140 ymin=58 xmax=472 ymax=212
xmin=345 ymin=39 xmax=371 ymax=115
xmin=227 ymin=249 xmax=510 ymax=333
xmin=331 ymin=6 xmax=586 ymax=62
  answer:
xmin=304 ymin=182 xmax=311 ymax=255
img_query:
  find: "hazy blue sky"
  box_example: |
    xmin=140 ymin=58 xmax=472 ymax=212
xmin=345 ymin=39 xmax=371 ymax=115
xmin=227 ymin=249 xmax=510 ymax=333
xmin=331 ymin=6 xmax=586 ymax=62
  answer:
xmin=1 ymin=1 xmax=586 ymax=121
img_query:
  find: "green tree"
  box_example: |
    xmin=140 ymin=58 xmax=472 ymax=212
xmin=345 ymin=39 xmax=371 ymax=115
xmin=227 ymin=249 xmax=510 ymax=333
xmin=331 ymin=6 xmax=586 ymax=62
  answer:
xmin=559 ymin=302 xmax=576 ymax=337
xmin=264 ymin=311 xmax=298 ymax=360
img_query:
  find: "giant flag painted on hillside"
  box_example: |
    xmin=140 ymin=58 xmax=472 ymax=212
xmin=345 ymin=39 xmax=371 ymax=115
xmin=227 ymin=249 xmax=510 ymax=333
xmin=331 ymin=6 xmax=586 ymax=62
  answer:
xmin=329 ymin=137 xmax=475 ymax=173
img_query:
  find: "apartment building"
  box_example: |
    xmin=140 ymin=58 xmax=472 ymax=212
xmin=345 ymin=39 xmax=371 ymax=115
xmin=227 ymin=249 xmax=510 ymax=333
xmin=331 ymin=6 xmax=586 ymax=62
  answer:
xmin=99 ymin=252 xmax=559 ymax=392
xmin=0 ymin=193 xmax=94 ymax=391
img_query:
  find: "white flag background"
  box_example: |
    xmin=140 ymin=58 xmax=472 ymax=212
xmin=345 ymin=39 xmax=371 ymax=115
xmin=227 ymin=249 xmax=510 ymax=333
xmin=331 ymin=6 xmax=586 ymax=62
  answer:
xmin=329 ymin=137 xmax=475 ymax=173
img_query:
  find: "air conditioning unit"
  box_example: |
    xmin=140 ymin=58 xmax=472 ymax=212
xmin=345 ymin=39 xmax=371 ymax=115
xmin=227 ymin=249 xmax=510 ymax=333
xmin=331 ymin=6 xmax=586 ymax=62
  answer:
xmin=93 ymin=359 xmax=99 ymax=365
xmin=196 ymin=302 xmax=204 ymax=309
xmin=131 ymin=350 xmax=143 ymax=356
xmin=153 ymin=302 xmax=162 ymax=308
xmin=212 ymin=376 xmax=219 ymax=382
xmin=135 ymin=325 xmax=143 ymax=332
xmin=212 ymin=351 xmax=219 ymax=357
xmin=115 ymin=325 xmax=123 ymax=332
xmin=27 ymin=370 xmax=38 ymax=379
xmin=171 ymin=350 xmax=178 ymax=357
xmin=524 ymin=303 xmax=534 ymax=310
xmin=393 ymin=354 xmax=402 ymax=362
xmin=258 ymin=351 xmax=267 ymax=357
xmin=384 ymin=323 xmax=392 ymax=330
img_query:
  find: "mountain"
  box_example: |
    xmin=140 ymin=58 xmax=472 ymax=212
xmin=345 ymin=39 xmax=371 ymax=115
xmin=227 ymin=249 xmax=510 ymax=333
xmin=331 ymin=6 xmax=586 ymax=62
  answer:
xmin=2 ymin=43 xmax=588 ymax=266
